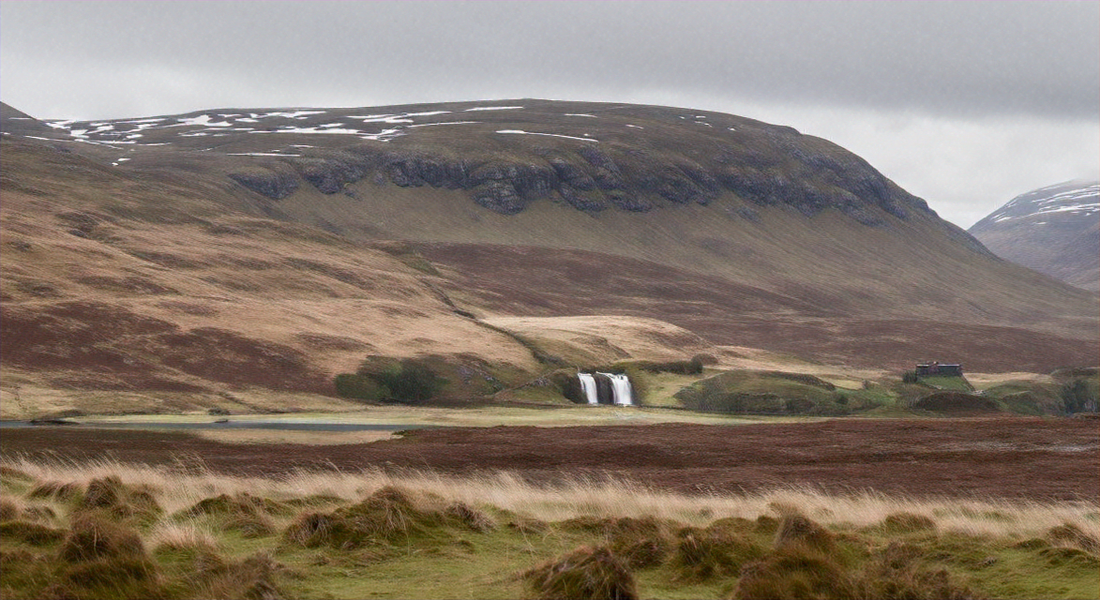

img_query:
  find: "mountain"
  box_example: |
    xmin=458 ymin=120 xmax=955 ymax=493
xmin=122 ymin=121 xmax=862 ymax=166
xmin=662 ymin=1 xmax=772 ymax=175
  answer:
xmin=969 ymin=180 xmax=1100 ymax=292
xmin=1 ymin=99 xmax=1096 ymax=410
xmin=0 ymin=101 xmax=65 ymax=139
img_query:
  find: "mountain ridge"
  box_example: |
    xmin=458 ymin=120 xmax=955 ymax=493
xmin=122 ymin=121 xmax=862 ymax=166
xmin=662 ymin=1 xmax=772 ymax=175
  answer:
xmin=25 ymin=99 xmax=934 ymax=225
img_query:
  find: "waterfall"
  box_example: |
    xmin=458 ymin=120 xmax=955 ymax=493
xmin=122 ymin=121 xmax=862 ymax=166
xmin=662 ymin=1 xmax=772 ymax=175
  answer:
xmin=594 ymin=372 xmax=634 ymax=406
xmin=578 ymin=373 xmax=599 ymax=405
xmin=607 ymin=373 xmax=634 ymax=406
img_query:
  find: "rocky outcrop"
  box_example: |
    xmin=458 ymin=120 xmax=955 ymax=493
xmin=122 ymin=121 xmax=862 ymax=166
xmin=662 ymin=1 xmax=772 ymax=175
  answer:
xmin=228 ymin=166 xmax=300 ymax=199
xmin=217 ymin=106 xmax=931 ymax=226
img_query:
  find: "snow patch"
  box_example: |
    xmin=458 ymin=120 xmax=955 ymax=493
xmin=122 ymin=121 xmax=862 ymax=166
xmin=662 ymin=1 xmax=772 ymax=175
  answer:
xmin=255 ymin=110 xmax=326 ymax=119
xmin=227 ymin=152 xmax=302 ymax=157
xmin=496 ymin=129 xmax=598 ymax=143
xmin=175 ymin=114 xmax=233 ymax=127
xmin=406 ymin=121 xmax=480 ymax=128
xmin=253 ymin=127 xmax=365 ymax=135
xmin=465 ymin=106 xmax=524 ymax=112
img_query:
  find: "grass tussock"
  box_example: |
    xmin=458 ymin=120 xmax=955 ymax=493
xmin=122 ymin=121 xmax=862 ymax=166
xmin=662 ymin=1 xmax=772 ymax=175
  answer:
xmin=58 ymin=512 xmax=149 ymax=563
xmin=672 ymin=520 xmax=765 ymax=581
xmin=773 ymin=511 xmax=837 ymax=554
xmin=282 ymin=485 xmax=494 ymax=551
xmin=604 ymin=516 xmax=676 ymax=570
xmin=0 ymin=456 xmax=1096 ymax=599
xmin=0 ymin=519 xmax=67 ymax=546
xmin=734 ymin=544 xmax=860 ymax=600
xmin=27 ymin=480 xmax=82 ymax=502
xmin=52 ymin=512 xmax=163 ymax=600
xmin=148 ymin=522 xmax=220 ymax=554
xmin=0 ymin=494 xmax=22 ymax=520
xmin=522 ymin=545 xmax=639 ymax=600
xmin=78 ymin=475 xmax=163 ymax=525
xmin=878 ymin=511 xmax=938 ymax=534
xmin=179 ymin=492 xmax=284 ymax=538
xmin=734 ymin=513 xmax=983 ymax=600
xmin=170 ymin=551 xmax=288 ymax=600
xmin=1047 ymin=522 xmax=1100 ymax=553
xmin=0 ymin=465 xmax=35 ymax=484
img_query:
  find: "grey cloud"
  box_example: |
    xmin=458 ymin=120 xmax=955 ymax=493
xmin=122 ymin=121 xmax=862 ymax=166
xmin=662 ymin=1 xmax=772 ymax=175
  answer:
xmin=3 ymin=1 xmax=1097 ymax=120
xmin=2 ymin=1 xmax=1097 ymax=228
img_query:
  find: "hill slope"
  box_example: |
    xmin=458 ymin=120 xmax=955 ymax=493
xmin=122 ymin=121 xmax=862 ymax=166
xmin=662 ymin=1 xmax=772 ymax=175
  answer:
xmin=1 ymin=99 xmax=1096 ymax=412
xmin=969 ymin=180 xmax=1100 ymax=292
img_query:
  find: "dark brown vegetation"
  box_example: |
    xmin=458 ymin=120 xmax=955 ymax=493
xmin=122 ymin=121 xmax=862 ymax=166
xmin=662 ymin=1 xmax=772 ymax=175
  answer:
xmin=3 ymin=418 xmax=1096 ymax=500
xmin=912 ymin=393 xmax=1001 ymax=415
xmin=419 ymin=243 xmax=1098 ymax=373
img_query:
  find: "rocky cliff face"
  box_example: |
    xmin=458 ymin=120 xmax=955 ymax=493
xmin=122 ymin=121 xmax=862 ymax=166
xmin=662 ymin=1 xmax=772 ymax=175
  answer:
xmin=263 ymin=137 xmax=921 ymax=227
xmin=28 ymin=99 xmax=932 ymax=227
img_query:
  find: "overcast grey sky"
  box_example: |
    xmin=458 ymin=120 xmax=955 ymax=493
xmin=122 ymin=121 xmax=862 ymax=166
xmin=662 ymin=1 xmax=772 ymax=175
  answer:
xmin=2 ymin=1 xmax=1097 ymax=228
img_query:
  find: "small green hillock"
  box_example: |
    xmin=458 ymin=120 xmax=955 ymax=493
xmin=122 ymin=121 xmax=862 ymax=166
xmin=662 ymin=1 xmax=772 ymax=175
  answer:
xmin=673 ymin=370 xmax=886 ymax=415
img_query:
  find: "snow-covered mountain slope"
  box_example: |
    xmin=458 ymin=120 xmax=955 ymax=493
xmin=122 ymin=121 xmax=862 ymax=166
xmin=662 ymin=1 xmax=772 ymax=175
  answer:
xmin=970 ymin=180 xmax=1100 ymax=292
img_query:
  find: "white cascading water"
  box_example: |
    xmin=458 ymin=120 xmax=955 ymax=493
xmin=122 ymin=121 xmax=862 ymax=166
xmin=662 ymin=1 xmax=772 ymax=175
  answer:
xmin=595 ymin=372 xmax=634 ymax=406
xmin=578 ymin=373 xmax=599 ymax=405
xmin=608 ymin=373 xmax=634 ymax=406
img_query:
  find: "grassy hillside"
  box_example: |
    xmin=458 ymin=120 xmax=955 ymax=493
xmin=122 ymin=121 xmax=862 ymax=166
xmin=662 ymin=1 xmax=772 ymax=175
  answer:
xmin=2 ymin=99 xmax=1097 ymax=413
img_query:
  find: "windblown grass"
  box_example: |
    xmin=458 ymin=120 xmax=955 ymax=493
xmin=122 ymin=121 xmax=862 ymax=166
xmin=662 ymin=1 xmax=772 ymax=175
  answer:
xmin=1 ymin=456 xmax=1097 ymax=599
xmin=3 ymin=455 xmax=1095 ymax=539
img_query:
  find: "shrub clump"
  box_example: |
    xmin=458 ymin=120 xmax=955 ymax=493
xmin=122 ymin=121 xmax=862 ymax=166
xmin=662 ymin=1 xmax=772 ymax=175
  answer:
xmin=522 ymin=545 xmax=638 ymax=600
xmin=335 ymin=357 xmax=448 ymax=404
xmin=333 ymin=372 xmax=384 ymax=402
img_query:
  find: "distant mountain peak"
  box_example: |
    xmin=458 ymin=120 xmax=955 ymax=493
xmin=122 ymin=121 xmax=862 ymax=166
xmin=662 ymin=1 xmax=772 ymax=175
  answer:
xmin=972 ymin=180 xmax=1100 ymax=229
xmin=970 ymin=180 xmax=1100 ymax=292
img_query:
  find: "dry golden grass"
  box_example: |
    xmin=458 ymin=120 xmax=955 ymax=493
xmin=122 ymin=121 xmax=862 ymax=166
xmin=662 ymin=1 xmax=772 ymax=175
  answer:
xmin=4 ymin=457 xmax=1093 ymax=542
xmin=966 ymin=371 xmax=1057 ymax=390
xmin=483 ymin=315 xmax=716 ymax=365
xmin=146 ymin=521 xmax=221 ymax=553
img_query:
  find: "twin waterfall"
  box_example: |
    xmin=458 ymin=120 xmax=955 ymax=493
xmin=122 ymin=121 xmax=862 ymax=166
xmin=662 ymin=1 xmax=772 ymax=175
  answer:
xmin=577 ymin=372 xmax=635 ymax=406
